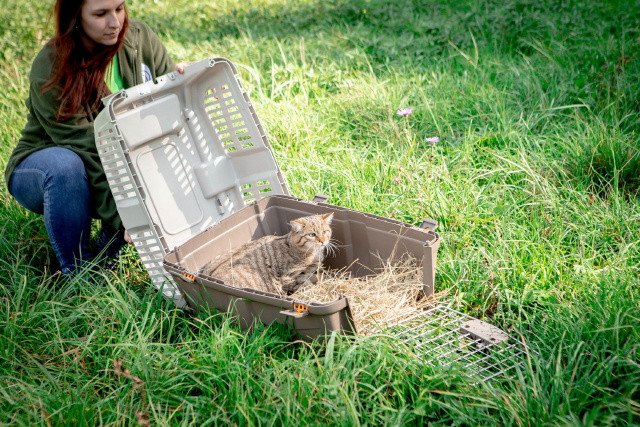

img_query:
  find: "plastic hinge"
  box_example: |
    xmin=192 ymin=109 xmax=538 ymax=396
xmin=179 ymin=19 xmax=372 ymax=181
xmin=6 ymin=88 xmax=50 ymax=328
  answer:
xmin=279 ymin=302 xmax=310 ymax=318
xmin=460 ymin=319 xmax=509 ymax=346
xmin=312 ymin=194 xmax=329 ymax=203
xmin=419 ymin=218 xmax=438 ymax=231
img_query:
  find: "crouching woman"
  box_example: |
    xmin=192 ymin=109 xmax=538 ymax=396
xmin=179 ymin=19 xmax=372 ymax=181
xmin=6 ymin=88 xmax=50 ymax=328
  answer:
xmin=5 ymin=0 xmax=186 ymax=275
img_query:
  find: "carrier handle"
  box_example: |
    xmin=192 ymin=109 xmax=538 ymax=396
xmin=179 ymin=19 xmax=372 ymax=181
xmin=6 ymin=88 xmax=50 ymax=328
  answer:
xmin=312 ymin=194 xmax=330 ymax=203
xmin=419 ymin=218 xmax=438 ymax=231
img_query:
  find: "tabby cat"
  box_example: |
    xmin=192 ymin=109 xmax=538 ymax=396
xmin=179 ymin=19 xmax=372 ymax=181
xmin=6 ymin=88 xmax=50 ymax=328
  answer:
xmin=200 ymin=213 xmax=335 ymax=295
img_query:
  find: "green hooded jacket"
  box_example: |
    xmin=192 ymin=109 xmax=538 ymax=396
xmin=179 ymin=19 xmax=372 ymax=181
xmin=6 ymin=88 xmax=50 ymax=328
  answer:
xmin=4 ymin=21 xmax=175 ymax=229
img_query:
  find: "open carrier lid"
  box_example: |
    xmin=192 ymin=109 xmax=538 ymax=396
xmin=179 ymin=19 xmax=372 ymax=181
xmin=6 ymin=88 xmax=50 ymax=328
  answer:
xmin=94 ymin=58 xmax=289 ymax=306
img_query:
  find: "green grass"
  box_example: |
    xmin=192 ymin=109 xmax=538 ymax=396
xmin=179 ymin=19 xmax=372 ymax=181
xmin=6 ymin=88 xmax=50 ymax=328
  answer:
xmin=1 ymin=0 xmax=639 ymax=424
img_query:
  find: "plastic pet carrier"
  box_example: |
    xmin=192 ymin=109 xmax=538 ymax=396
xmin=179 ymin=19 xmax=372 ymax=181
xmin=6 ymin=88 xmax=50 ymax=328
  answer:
xmin=95 ymin=58 xmax=527 ymax=381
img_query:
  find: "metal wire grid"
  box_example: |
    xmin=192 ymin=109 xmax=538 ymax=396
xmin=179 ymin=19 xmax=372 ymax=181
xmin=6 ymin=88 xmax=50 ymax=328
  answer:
xmin=373 ymin=306 xmax=529 ymax=382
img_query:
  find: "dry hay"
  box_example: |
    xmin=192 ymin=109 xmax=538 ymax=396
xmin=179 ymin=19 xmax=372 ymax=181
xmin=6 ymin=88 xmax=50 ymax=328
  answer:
xmin=290 ymin=257 xmax=444 ymax=333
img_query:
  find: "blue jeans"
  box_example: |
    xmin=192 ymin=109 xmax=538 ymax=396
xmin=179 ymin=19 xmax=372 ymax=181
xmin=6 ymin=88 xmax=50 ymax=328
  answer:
xmin=9 ymin=147 xmax=127 ymax=274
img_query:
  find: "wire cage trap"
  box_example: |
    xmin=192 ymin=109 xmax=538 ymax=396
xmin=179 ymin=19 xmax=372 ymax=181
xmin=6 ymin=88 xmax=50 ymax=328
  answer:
xmin=369 ymin=306 xmax=529 ymax=382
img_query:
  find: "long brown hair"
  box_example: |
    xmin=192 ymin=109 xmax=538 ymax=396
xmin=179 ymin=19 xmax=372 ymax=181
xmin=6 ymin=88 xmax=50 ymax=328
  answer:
xmin=42 ymin=0 xmax=129 ymax=121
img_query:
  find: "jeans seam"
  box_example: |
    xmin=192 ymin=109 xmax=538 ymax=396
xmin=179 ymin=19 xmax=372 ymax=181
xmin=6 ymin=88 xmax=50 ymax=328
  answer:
xmin=40 ymin=174 xmax=68 ymax=272
xmin=13 ymin=168 xmax=69 ymax=272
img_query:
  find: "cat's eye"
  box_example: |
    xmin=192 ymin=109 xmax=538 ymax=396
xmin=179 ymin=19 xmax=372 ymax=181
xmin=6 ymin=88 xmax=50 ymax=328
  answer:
xmin=309 ymin=233 xmax=317 ymax=237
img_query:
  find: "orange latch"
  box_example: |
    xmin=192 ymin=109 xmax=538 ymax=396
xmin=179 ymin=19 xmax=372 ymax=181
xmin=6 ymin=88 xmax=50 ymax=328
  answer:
xmin=293 ymin=302 xmax=309 ymax=315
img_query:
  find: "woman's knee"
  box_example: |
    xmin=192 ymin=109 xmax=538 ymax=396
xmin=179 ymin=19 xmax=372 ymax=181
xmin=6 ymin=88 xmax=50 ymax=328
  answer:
xmin=11 ymin=147 xmax=90 ymax=204
xmin=45 ymin=147 xmax=87 ymax=181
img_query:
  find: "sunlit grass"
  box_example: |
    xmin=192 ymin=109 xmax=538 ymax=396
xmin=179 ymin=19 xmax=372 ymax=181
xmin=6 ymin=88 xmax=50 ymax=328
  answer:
xmin=1 ymin=0 xmax=639 ymax=424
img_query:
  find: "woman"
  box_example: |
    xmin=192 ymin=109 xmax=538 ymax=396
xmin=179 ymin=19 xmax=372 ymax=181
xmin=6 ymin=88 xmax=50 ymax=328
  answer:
xmin=5 ymin=0 xmax=188 ymax=275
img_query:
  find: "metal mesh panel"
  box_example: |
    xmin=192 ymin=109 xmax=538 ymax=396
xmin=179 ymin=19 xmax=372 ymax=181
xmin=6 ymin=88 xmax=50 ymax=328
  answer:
xmin=372 ymin=306 xmax=529 ymax=382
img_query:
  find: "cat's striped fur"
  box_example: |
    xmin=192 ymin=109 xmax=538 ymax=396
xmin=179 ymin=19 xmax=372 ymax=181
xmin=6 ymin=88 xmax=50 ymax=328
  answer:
xmin=200 ymin=213 xmax=334 ymax=295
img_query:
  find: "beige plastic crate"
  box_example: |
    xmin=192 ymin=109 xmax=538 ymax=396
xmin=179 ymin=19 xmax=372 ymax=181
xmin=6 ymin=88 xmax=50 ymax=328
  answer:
xmin=163 ymin=195 xmax=440 ymax=340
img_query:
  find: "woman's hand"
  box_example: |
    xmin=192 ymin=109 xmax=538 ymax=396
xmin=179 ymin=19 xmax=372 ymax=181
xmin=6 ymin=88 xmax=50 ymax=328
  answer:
xmin=124 ymin=230 xmax=133 ymax=244
xmin=175 ymin=62 xmax=195 ymax=74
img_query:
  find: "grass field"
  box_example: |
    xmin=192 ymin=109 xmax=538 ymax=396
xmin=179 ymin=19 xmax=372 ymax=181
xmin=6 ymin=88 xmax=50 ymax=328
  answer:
xmin=1 ymin=0 xmax=639 ymax=425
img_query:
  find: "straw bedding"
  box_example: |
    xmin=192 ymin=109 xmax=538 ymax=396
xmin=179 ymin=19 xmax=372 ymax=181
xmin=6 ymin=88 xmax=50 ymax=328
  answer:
xmin=290 ymin=258 xmax=440 ymax=333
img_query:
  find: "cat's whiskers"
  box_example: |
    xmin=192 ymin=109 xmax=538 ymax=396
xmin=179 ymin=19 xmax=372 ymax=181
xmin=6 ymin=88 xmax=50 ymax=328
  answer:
xmin=323 ymin=239 xmax=341 ymax=258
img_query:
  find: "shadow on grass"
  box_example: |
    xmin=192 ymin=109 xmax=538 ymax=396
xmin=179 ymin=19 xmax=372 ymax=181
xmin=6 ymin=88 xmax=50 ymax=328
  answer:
xmin=139 ymin=0 xmax=482 ymax=62
xmin=139 ymin=0 xmax=640 ymax=132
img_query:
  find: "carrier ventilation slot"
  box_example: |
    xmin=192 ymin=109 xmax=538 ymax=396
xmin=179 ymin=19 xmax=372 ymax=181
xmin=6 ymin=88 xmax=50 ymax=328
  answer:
xmin=95 ymin=129 xmax=136 ymax=202
xmin=240 ymin=180 xmax=275 ymax=206
xmin=204 ymin=87 xmax=255 ymax=154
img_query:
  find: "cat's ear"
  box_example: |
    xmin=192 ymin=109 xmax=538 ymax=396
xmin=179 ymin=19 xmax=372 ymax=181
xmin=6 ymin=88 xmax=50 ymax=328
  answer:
xmin=290 ymin=219 xmax=304 ymax=233
xmin=322 ymin=212 xmax=334 ymax=224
